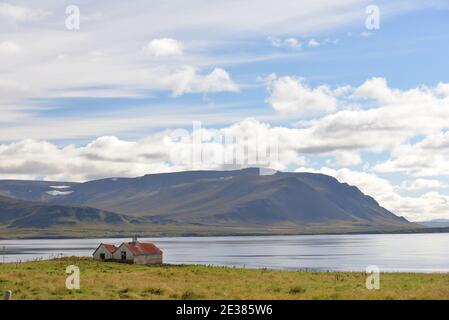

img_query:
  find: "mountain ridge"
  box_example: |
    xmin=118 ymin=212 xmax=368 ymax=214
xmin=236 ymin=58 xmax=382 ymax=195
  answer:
xmin=0 ymin=168 xmax=415 ymax=231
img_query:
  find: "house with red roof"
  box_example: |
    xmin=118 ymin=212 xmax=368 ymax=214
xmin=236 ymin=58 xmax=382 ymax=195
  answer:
xmin=93 ymin=243 xmax=117 ymax=261
xmin=93 ymin=236 xmax=163 ymax=265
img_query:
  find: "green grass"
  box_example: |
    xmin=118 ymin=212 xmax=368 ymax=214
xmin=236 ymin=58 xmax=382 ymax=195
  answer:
xmin=1 ymin=257 xmax=449 ymax=300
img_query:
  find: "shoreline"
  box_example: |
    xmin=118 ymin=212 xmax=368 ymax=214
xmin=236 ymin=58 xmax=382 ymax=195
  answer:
xmin=1 ymin=227 xmax=448 ymax=240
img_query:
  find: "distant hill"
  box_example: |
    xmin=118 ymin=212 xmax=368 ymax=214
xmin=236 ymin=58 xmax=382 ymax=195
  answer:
xmin=0 ymin=195 xmax=135 ymax=228
xmin=415 ymin=219 xmax=449 ymax=228
xmin=0 ymin=168 xmax=416 ymax=231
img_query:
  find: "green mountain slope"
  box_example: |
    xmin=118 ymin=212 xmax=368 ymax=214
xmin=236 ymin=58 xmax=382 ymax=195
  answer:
xmin=0 ymin=195 xmax=134 ymax=228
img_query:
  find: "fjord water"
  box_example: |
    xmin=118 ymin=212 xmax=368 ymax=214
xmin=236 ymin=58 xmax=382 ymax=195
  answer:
xmin=1 ymin=233 xmax=449 ymax=272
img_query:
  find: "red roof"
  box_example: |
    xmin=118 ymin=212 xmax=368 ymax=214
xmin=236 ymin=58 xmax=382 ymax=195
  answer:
xmin=124 ymin=242 xmax=162 ymax=255
xmin=102 ymin=243 xmax=117 ymax=253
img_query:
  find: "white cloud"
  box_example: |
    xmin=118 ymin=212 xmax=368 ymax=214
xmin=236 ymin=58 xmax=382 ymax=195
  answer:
xmin=373 ymin=131 xmax=449 ymax=177
xmin=285 ymin=38 xmax=301 ymax=48
xmin=143 ymin=38 xmax=184 ymax=57
xmin=295 ymin=167 xmax=449 ymax=221
xmin=0 ymin=2 xmax=49 ymax=21
xmin=3 ymin=76 xmax=447 ymax=170
xmin=266 ymin=75 xmax=338 ymax=115
xmin=436 ymin=82 xmax=449 ymax=96
xmin=0 ymin=41 xmax=21 ymax=54
xmin=4 ymin=76 xmax=447 ymax=170
xmin=0 ymin=118 xmax=303 ymax=181
xmin=0 ymin=31 xmax=237 ymax=102
xmin=270 ymin=37 xmax=301 ymax=48
xmin=0 ymin=1 xmax=430 ymax=104
xmin=401 ymin=179 xmax=446 ymax=191
xmin=292 ymin=78 xmax=449 ymax=157
xmin=0 ymin=137 xmax=172 ymax=181
xmin=0 ymin=79 xmax=29 ymax=98
xmin=353 ymin=77 xmax=395 ymax=102
xmin=296 ymin=167 xmax=397 ymax=200
xmin=360 ymin=31 xmax=374 ymax=37
xmin=268 ymin=76 xmax=449 ymax=178
xmin=308 ymin=39 xmax=320 ymax=47
xmin=165 ymin=67 xmax=239 ymax=96
xmin=333 ymin=151 xmax=362 ymax=166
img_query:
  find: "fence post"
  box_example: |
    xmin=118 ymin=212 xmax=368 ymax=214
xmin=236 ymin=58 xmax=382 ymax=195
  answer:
xmin=3 ymin=290 xmax=12 ymax=300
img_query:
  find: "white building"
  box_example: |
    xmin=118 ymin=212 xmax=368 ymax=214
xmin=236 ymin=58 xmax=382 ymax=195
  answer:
xmin=93 ymin=237 xmax=163 ymax=265
xmin=92 ymin=243 xmax=116 ymax=261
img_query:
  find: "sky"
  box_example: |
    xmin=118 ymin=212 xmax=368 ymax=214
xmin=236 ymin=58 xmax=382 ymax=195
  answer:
xmin=1 ymin=0 xmax=449 ymax=221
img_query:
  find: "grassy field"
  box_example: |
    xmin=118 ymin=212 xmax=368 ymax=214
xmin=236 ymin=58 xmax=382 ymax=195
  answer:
xmin=1 ymin=257 xmax=449 ymax=300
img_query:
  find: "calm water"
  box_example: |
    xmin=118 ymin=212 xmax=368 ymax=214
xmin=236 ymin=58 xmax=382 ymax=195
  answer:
xmin=1 ymin=233 xmax=449 ymax=272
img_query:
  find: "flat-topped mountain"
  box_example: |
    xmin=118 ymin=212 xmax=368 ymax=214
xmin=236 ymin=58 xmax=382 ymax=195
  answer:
xmin=0 ymin=169 xmax=415 ymax=230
